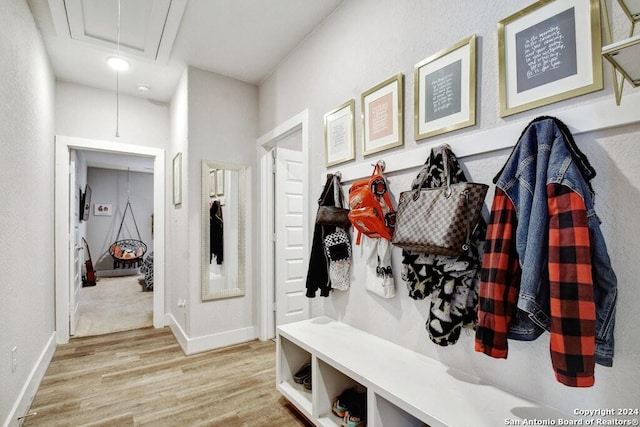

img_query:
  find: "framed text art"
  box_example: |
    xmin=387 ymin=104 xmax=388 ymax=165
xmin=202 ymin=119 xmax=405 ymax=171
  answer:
xmin=414 ymin=35 xmax=477 ymax=140
xmin=173 ymin=152 xmax=182 ymax=206
xmin=498 ymin=0 xmax=603 ymax=117
xmin=216 ymin=169 xmax=225 ymax=196
xmin=324 ymin=99 xmax=355 ymax=167
xmin=209 ymin=170 xmax=217 ymax=197
xmin=361 ymin=73 xmax=404 ymax=156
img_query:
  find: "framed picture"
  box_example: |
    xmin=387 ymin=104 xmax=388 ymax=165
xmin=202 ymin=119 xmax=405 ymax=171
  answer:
xmin=209 ymin=170 xmax=217 ymax=197
xmin=324 ymin=99 xmax=355 ymax=167
xmin=94 ymin=203 xmax=112 ymax=216
xmin=498 ymin=0 xmax=603 ymax=117
xmin=414 ymin=35 xmax=477 ymax=140
xmin=361 ymin=73 xmax=404 ymax=156
xmin=173 ymin=152 xmax=182 ymax=206
xmin=81 ymin=185 xmax=91 ymax=221
xmin=216 ymin=169 xmax=224 ymax=196
xmin=78 ymin=187 xmax=84 ymax=222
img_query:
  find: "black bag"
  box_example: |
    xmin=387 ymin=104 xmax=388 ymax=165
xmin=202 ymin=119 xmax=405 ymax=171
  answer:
xmin=315 ymin=175 xmax=350 ymax=228
xmin=316 ymin=206 xmax=351 ymax=228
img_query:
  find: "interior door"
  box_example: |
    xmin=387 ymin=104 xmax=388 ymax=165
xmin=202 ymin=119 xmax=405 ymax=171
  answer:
xmin=69 ymin=153 xmax=82 ymax=336
xmin=274 ymin=147 xmax=309 ymax=327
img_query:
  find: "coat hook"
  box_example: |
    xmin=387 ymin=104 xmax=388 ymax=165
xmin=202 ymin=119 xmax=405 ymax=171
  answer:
xmin=334 ymin=171 xmax=342 ymax=180
xmin=373 ymin=160 xmax=386 ymax=172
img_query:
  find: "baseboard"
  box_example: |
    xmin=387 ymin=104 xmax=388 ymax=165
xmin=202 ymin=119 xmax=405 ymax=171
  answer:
xmin=164 ymin=313 xmax=257 ymax=355
xmin=96 ymin=268 xmax=140 ymax=278
xmin=3 ymin=332 xmax=56 ymax=427
xmin=165 ymin=313 xmax=189 ymax=354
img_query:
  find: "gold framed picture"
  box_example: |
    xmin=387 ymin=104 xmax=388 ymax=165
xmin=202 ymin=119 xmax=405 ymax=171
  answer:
xmin=361 ymin=73 xmax=404 ymax=156
xmin=324 ymin=99 xmax=355 ymax=167
xmin=216 ymin=169 xmax=224 ymax=196
xmin=414 ymin=35 xmax=477 ymax=140
xmin=498 ymin=0 xmax=603 ymax=117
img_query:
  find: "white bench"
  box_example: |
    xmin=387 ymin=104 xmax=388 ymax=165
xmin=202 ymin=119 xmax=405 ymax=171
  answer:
xmin=276 ymin=316 xmax=567 ymax=427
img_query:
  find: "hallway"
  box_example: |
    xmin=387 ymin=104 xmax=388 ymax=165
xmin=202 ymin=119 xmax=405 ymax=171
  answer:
xmin=25 ymin=328 xmax=311 ymax=426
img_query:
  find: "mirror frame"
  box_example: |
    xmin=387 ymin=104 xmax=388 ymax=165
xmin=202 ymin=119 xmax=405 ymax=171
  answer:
xmin=201 ymin=160 xmax=246 ymax=301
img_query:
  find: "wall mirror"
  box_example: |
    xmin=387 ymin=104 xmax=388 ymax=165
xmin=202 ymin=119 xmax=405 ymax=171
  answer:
xmin=201 ymin=160 xmax=246 ymax=301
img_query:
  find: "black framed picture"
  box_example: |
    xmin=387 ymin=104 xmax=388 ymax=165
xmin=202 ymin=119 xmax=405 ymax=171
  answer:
xmin=81 ymin=184 xmax=92 ymax=221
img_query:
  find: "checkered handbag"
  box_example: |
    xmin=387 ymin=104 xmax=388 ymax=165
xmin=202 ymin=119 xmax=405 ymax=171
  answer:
xmin=392 ymin=149 xmax=488 ymax=256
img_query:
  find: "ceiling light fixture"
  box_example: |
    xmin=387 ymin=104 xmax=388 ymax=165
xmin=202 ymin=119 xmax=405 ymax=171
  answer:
xmin=107 ymin=56 xmax=129 ymax=71
xmin=137 ymin=84 xmax=150 ymax=92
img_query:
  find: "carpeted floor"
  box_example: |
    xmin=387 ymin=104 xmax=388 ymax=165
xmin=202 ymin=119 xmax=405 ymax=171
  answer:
xmin=74 ymin=274 xmax=153 ymax=337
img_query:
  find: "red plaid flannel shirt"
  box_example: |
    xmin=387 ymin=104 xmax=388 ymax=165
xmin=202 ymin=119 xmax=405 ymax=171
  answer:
xmin=475 ymin=184 xmax=596 ymax=387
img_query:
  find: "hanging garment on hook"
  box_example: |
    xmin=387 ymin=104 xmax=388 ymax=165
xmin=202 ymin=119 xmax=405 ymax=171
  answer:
xmin=210 ymin=200 xmax=223 ymax=264
xmin=475 ymin=116 xmax=618 ymax=387
xmin=347 ymin=163 xmax=396 ymax=244
xmin=400 ymin=145 xmax=486 ymax=346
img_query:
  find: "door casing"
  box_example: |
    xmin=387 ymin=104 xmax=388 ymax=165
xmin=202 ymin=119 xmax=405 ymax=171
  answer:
xmin=54 ymin=135 xmax=165 ymax=344
xmin=257 ymin=110 xmax=310 ymax=340
xmin=69 ymin=152 xmax=81 ymax=336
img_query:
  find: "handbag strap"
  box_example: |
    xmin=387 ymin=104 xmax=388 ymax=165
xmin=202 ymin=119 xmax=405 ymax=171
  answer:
xmin=332 ymin=175 xmax=347 ymax=209
xmin=441 ymin=145 xmax=451 ymax=191
xmin=371 ymin=163 xmax=383 ymax=178
xmin=462 ymin=190 xmax=471 ymax=251
xmin=413 ymin=144 xmax=453 ymax=196
xmin=319 ymin=174 xmax=335 ymax=205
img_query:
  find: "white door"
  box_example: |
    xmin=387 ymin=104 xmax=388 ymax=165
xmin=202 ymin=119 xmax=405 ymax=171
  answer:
xmin=69 ymin=154 xmax=82 ymax=336
xmin=274 ymin=147 xmax=309 ymax=327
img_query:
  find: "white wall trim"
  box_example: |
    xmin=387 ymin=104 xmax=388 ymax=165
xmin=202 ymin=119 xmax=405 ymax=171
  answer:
xmin=257 ymin=109 xmax=310 ymax=340
xmin=328 ymin=91 xmax=640 ymax=183
xmin=3 ymin=332 xmax=56 ymax=427
xmin=185 ymin=327 xmax=258 ymax=355
xmin=165 ymin=313 xmax=189 ymax=353
xmin=54 ymin=135 xmax=166 ymax=344
xmin=165 ymin=313 xmax=257 ymax=355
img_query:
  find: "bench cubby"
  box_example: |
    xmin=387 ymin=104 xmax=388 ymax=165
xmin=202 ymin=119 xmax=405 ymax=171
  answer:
xmin=276 ymin=316 xmax=569 ymax=427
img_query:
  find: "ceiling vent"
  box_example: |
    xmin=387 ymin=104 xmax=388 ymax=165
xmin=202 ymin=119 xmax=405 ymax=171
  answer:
xmin=48 ymin=0 xmax=186 ymax=63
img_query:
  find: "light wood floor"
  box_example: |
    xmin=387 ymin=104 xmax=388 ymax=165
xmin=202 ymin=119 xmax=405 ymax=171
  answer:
xmin=25 ymin=327 xmax=312 ymax=426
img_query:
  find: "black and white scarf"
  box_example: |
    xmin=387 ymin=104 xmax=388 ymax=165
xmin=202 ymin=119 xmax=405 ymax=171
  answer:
xmin=401 ymin=145 xmax=486 ymax=346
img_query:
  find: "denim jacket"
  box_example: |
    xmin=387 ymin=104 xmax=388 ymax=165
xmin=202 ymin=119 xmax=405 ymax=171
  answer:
xmin=476 ymin=117 xmax=617 ymax=386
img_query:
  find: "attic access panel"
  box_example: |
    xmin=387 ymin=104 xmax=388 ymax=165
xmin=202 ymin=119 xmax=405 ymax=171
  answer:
xmin=49 ymin=0 xmax=185 ymax=63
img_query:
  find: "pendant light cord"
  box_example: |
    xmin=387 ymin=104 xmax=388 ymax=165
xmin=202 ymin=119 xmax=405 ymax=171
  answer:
xmin=115 ymin=0 xmax=121 ymax=137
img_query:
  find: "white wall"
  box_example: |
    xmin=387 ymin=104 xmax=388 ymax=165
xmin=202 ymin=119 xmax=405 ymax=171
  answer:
xmin=167 ymin=69 xmax=190 ymax=333
xmin=259 ymin=0 xmax=640 ymax=414
xmin=56 ymin=80 xmax=171 ymax=328
xmin=186 ymin=66 xmax=258 ymax=342
xmin=86 ymin=168 xmax=154 ymax=272
xmin=55 ymin=81 xmax=169 ymax=148
xmin=0 ymin=0 xmax=56 ymax=424
xmin=165 ymin=66 xmax=259 ymax=351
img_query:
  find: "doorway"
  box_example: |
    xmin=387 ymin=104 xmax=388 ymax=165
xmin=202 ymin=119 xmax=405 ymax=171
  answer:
xmin=74 ymin=156 xmax=155 ymax=337
xmin=54 ymin=135 xmax=166 ymax=344
xmin=258 ymin=110 xmax=311 ymax=340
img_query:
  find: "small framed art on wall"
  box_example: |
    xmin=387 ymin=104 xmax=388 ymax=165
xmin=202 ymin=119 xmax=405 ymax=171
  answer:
xmin=498 ymin=0 xmax=603 ymax=117
xmin=361 ymin=73 xmax=404 ymax=156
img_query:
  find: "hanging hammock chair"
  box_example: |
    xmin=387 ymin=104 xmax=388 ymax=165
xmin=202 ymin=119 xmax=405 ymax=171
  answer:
xmin=109 ymin=171 xmax=148 ymax=269
xmin=109 ymin=200 xmax=147 ymax=268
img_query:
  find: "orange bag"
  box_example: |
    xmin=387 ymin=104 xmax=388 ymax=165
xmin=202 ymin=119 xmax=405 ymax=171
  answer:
xmin=348 ymin=164 xmax=396 ymax=244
